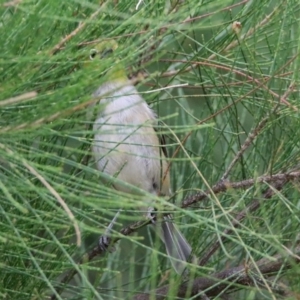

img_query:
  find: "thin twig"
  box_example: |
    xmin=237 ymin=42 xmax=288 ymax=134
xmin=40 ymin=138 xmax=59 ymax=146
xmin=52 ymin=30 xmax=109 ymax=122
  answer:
xmin=160 ymin=59 xmax=297 ymax=109
xmin=50 ymin=3 xmax=106 ymax=55
xmin=156 ymin=3 xmax=282 ymax=80
xmin=50 ymin=218 xmax=151 ymax=300
xmin=0 ymin=76 xmax=143 ymax=134
xmin=50 ymin=170 xmax=300 ymax=300
xmin=133 ymin=245 xmax=300 ymax=300
xmin=6 ymin=48 xmax=296 ymax=135
xmin=162 ymin=53 xmax=298 ymax=186
xmin=181 ymin=0 xmax=249 ymax=25
xmin=198 ymin=179 xmax=286 ymax=266
xmin=0 ymin=143 xmax=81 ymax=246
xmin=78 ymin=0 xmax=249 ymax=47
xmin=221 ymin=81 xmax=296 ymax=181
xmin=182 ymin=171 xmax=300 ymax=208
xmin=3 ymin=0 xmax=22 ymax=6
xmin=140 ymin=83 xmax=188 ymax=94
xmin=211 ymin=3 xmax=283 ymax=60
xmin=159 ymin=49 xmax=298 ymax=103
xmin=220 ymin=106 xmax=279 ymax=181
xmin=135 ymin=0 xmax=144 ymax=10
xmin=23 ymin=162 xmax=81 ymax=247
xmin=0 ymin=91 xmax=37 ymax=107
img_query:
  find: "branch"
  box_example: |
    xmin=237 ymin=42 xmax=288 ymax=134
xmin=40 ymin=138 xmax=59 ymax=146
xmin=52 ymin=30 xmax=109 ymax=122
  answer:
xmin=50 ymin=218 xmax=151 ymax=300
xmin=134 ymin=245 xmax=300 ymax=300
xmin=50 ymin=169 xmax=300 ymax=299
xmin=220 ymin=106 xmax=279 ymax=181
xmin=50 ymin=3 xmax=106 ymax=55
xmin=0 ymin=91 xmax=37 ymax=107
xmin=182 ymin=171 xmax=300 ymax=208
xmin=162 ymin=56 xmax=298 ymax=185
xmin=198 ymin=179 xmax=286 ymax=266
xmin=221 ymin=82 xmax=296 ymax=181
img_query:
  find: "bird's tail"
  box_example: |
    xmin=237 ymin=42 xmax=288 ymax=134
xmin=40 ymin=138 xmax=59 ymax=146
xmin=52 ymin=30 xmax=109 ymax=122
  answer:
xmin=159 ymin=215 xmax=191 ymax=274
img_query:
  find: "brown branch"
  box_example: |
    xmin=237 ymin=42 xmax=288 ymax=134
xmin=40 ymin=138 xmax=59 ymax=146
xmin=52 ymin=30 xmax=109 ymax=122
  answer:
xmin=221 ymin=82 xmax=296 ymax=181
xmin=50 ymin=218 xmax=151 ymax=300
xmin=159 ymin=50 xmax=298 ymax=96
xmin=133 ymin=245 xmax=300 ymax=300
xmin=0 ymin=91 xmax=37 ymax=107
xmin=220 ymin=106 xmax=279 ymax=181
xmin=144 ymin=70 xmax=293 ymax=89
xmin=160 ymin=59 xmax=297 ymax=109
xmin=0 ymin=76 xmax=143 ymax=134
xmin=50 ymin=3 xmax=106 ymax=55
xmin=198 ymin=179 xmax=286 ymax=267
xmin=3 ymin=0 xmax=22 ymax=6
xmin=134 ymin=0 xmax=250 ymax=69
xmin=180 ymin=0 xmax=249 ymax=25
xmin=182 ymin=171 xmax=300 ymax=208
xmin=161 ymin=54 xmax=298 ymax=186
xmin=9 ymin=21 xmax=296 ymax=134
xmin=78 ymin=0 xmax=250 ymax=46
xmin=50 ymin=170 xmax=300 ymax=300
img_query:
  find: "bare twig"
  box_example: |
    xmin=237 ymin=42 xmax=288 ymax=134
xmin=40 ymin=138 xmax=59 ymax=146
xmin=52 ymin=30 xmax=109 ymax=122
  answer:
xmin=182 ymin=171 xmax=300 ymax=208
xmin=50 ymin=170 xmax=300 ymax=300
xmin=0 ymin=143 xmax=81 ymax=246
xmin=0 ymin=91 xmax=37 ymax=107
xmin=198 ymin=179 xmax=286 ymax=266
xmin=220 ymin=106 xmax=279 ymax=181
xmin=181 ymin=0 xmax=249 ymax=25
xmin=133 ymin=245 xmax=300 ymax=300
xmin=135 ymin=0 xmax=144 ymax=10
xmin=50 ymin=218 xmax=151 ymax=300
xmin=160 ymin=59 xmax=297 ymax=109
xmin=161 ymin=54 xmax=298 ymax=185
xmin=0 ymin=76 xmax=143 ymax=134
xmin=78 ymin=0 xmax=249 ymax=46
xmin=23 ymin=162 xmax=81 ymax=247
xmin=221 ymin=81 xmax=296 ymax=181
xmin=211 ymin=3 xmax=284 ymax=60
xmin=3 ymin=0 xmax=22 ymax=6
xmin=159 ymin=50 xmax=298 ymax=99
xmin=155 ymin=3 xmax=284 ymax=82
xmin=50 ymin=3 xmax=106 ymax=55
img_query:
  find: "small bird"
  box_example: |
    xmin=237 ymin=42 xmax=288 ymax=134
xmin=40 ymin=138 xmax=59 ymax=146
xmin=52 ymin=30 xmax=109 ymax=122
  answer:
xmin=89 ymin=40 xmax=191 ymax=274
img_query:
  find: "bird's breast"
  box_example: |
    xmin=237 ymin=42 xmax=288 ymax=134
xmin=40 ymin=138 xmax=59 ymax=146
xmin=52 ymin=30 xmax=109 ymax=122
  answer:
xmin=92 ymin=85 xmax=166 ymax=195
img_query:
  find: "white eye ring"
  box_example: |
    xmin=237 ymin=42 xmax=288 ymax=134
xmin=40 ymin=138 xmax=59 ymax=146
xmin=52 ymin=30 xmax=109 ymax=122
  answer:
xmin=89 ymin=49 xmax=97 ymax=60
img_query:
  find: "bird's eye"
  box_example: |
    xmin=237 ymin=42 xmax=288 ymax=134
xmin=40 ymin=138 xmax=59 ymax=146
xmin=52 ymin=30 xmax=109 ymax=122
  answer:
xmin=89 ymin=49 xmax=98 ymax=60
xmin=101 ymin=48 xmax=113 ymax=58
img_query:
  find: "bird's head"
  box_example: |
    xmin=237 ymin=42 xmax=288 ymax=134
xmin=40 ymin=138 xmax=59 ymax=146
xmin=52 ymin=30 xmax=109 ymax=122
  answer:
xmin=83 ymin=40 xmax=128 ymax=84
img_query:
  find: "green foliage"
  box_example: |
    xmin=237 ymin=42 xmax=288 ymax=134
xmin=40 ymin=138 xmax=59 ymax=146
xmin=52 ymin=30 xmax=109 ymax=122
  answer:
xmin=1 ymin=0 xmax=300 ymax=299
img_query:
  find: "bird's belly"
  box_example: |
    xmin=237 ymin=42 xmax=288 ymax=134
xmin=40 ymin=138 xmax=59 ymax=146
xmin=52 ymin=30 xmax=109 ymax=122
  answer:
xmin=93 ymin=122 xmax=161 ymax=194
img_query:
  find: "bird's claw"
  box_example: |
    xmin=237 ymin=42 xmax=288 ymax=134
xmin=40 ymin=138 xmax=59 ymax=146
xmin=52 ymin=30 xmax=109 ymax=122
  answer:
xmin=98 ymin=209 xmax=122 ymax=253
xmin=147 ymin=207 xmax=157 ymax=224
xmin=98 ymin=235 xmax=115 ymax=252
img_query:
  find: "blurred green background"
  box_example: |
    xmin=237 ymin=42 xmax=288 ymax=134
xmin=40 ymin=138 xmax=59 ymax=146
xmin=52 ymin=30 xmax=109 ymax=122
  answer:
xmin=1 ymin=0 xmax=300 ymax=299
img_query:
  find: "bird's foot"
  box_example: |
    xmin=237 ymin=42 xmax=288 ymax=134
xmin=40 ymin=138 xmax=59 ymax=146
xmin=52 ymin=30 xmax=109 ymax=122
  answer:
xmin=98 ymin=235 xmax=115 ymax=252
xmin=98 ymin=209 xmax=122 ymax=252
xmin=147 ymin=207 xmax=157 ymax=224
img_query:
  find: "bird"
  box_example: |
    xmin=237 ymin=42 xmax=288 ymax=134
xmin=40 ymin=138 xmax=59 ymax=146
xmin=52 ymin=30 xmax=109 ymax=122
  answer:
xmin=88 ymin=40 xmax=191 ymax=274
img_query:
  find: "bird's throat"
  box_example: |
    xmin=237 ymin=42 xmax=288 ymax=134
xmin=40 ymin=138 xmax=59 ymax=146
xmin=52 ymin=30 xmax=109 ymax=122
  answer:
xmin=105 ymin=63 xmax=128 ymax=84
